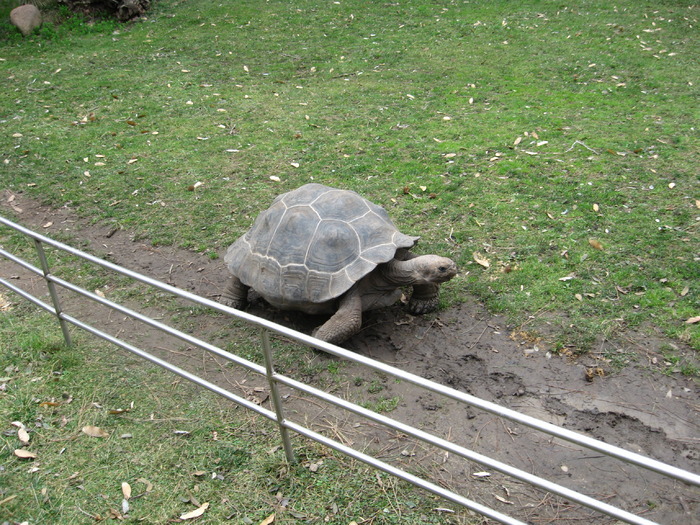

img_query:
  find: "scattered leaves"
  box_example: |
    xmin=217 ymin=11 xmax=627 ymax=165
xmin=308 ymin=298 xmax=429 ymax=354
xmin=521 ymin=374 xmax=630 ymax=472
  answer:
xmin=14 ymin=449 xmax=37 ymax=459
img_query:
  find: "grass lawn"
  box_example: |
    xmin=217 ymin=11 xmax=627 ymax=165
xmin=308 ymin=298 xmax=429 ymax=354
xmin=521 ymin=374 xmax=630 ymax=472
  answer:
xmin=0 ymin=0 xmax=698 ymax=522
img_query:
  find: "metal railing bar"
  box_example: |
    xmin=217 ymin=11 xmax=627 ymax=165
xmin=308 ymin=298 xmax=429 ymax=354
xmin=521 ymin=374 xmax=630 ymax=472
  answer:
xmin=60 ymin=311 xmax=279 ymax=422
xmin=2 ymin=214 xmax=698 ymax=488
xmin=0 ymin=277 xmax=524 ymax=525
xmin=0 ymin=246 xmax=44 ymax=276
xmin=284 ymin=419 xmax=529 ymax=525
xmin=33 ymin=239 xmax=72 ymax=345
xmin=46 ymin=273 xmax=269 ymax=377
xmin=0 ymin=267 xmax=663 ymax=523
xmin=271 ymin=373 xmax=659 ymax=525
xmin=1 ymin=216 xmax=694 ymax=523
xmin=261 ymin=328 xmax=296 ymax=463
xmin=286 ymin=332 xmax=700 ymax=487
xmin=0 ymin=277 xmax=58 ymax=315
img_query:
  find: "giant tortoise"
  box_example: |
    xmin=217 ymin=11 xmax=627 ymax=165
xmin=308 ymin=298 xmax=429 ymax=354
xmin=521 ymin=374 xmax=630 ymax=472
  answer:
xmin=223 ymin=183 xmax=457 ymax=344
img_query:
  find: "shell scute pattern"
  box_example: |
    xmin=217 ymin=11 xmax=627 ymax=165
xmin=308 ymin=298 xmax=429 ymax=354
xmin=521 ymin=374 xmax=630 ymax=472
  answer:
xmin=225 ymin=184 xmax=418 ymax=307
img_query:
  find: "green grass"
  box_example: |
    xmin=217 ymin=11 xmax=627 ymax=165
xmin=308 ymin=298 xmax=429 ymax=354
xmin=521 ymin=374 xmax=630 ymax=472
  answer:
xmin=0 ymin=1 xmax=697 ymax=520
xmin=0 ymin=304 xmax=469 ymax=524
xmin=1 ymin=0 xmax=696 ymax=353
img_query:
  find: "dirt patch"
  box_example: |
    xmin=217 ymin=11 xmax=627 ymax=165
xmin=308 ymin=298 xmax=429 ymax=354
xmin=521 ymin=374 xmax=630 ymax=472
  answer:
xmin=1 ymin=190 xmax=698 ymax=525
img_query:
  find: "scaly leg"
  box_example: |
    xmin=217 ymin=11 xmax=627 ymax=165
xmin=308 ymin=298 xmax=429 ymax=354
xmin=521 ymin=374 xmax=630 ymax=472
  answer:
xmin=222 ymin=275 xmax=249 ymax=310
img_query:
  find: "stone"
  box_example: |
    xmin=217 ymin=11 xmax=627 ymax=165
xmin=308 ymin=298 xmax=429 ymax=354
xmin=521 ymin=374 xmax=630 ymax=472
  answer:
xmin=10 ymin=5 xmax=42 ymax=37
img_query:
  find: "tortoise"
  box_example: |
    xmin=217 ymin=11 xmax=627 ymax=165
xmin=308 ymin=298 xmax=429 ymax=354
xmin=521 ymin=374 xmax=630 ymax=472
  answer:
xmin=222 ymin=183 xmax=457 ymax=344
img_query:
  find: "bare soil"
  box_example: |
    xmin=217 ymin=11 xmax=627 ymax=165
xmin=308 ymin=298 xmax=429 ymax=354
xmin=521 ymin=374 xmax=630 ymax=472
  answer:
xmin=1 ymin=190 xmax=698 ymax=525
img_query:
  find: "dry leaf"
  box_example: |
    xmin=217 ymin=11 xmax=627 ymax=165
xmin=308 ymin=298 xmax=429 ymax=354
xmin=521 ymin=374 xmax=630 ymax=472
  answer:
xmin=122 ymin=482 xmax=131 ymax=500
xmin=82 ymin=425 xmax=109 ymax=438
xmin=593 ymin=203 xmax=600 ymax=212
xmin=473 ymin=252 xmax=490 ymax=269
xmin=513 ymin=136 xmax=522 ymax=146
xmin=43 ymin=222 xmax=53 ymax=228
xmin=18 ymin=427 xmax=30 ymax=445
xmin=180 ymin=502 xmax=210 ymax=520
xmin=259 ymin=513 xmax=275 ymax=525
xmin=494 ymin=494 xmax=514 ymax=505
xmin=680 ymin=286 xmax=689 ymax=297
xmin=136 ymin=478 xmax=153 ymax=492
xmin=686 ymin=316 xmax=700 ymax=324
xmin=14 ymin=449 xmax=37 ymax=459
xmin=588 ymin=239 xmax=604 ymax=251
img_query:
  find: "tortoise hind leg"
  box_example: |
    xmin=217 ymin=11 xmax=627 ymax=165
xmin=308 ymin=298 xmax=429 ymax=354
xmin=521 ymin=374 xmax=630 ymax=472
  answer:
xmin=222 ymin=275 xmax=249 ymax=310
xmin=312 ymin=287 xmax=363 ymax=344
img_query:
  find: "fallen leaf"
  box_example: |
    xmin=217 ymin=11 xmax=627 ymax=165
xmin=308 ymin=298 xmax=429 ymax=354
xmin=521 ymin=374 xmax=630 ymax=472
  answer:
xmin=259 ymin=513 xmax=275 ymax=525
xmin=472 ymin=472 xmax=491 ymax=478
xmin=82 ymin=425 xmax=109 ymax=438
xmin=494 ymin=495 xmax=514 ymax=505
xmin=685 ymin=316 xmax=700 ymax=324
xmin=680 ymin=286 xmax=689 ymax=297
xmin=18 ymin=427 xmax=30 ymax=445
xmin=122 ymin=482 xmax=131 ymax=500
xmin=588 ymin=239 xmax=604 ymax=251
xmin=14 ymin=449 xmax=37 ymax=459
xmin=136 ymin=478 xmax=153 ymax=492
xmin=180 ymin=502 xmax=210 ymax=520
xmin=269 ymin=176 xmax=281 ymax=182
xmin=43 ymin=222 xmax=53 ymax=228
xmin=593 ymin=203 xmax=600 ymax=212
xmin=473 ymin=252 xmax=490 ymax=269
xmin=513 ymin=136 xmax=522 ymax=146
xmin=575 ymin=293 xmax=583 ymax=301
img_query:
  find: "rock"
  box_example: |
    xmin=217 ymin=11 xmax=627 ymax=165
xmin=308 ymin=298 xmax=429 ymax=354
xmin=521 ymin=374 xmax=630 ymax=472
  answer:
xmin=10 ymin=5 xmax=42 ymax=37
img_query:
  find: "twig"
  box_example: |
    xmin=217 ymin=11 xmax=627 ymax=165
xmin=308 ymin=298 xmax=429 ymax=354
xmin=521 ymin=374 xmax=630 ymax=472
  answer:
xmin=565 ymin=140 xmax=599 ymax=154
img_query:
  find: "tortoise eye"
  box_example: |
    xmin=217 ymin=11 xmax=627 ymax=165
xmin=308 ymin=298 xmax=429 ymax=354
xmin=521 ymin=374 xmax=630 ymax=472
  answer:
xmin=439 ymin=266 xmax=447 ymax=272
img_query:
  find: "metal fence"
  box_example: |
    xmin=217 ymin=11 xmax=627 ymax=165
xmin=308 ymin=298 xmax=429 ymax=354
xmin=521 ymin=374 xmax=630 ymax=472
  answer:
xmin=1 ymin=214 xmax=698 ymax=525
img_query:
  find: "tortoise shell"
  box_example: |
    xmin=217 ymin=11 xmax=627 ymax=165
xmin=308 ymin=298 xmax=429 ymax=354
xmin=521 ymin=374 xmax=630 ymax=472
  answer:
xmin=224 ymin=183 xmax=418 ymax=308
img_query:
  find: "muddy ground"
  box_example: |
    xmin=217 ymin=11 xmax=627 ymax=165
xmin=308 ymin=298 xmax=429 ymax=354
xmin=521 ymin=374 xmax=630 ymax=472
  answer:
xmin=1 ymin=190 xmax=698 ymax=525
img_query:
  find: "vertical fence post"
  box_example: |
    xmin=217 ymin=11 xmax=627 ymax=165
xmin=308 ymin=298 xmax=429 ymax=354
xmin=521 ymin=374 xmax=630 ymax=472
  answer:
xmin=33 ymin=239 xmax=72 ymax=346
xmin=260 ymin=328 xmax=296 ymax=463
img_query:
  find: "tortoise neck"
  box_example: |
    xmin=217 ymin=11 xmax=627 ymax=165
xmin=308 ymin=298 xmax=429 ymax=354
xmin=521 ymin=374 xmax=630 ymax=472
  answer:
xmin=378 ymin=258 xmax=422 ymax=285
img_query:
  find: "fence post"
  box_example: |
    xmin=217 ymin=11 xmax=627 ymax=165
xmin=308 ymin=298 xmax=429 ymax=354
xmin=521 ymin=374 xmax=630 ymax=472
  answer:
xmin=33 ymin=239 xmax=72 ymax=346
xmin=260 ymin=328 xmax=296 ymax=463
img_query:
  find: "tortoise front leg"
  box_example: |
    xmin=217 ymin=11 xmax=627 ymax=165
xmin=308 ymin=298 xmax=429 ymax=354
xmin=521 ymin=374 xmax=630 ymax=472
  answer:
xmin=408 ymin=283 xmax=440 ymax=314
xmin=222 ymin=275 xmax=249 ymax=310
xmin=397 ymin=250 xmax=441 ymax=314
xmin=312 ymin=286 xmax=363 ymax=344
